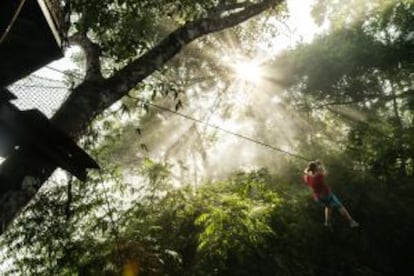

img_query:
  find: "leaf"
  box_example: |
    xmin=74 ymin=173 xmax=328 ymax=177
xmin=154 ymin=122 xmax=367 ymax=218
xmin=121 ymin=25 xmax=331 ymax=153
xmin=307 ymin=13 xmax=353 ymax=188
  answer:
xmin=195 ymin=213 xmax=209 ymax=225
xmin=142 ymin=102 xmax=149 ymax=113
xmin=205 ymin=223 xmax=215 ymax=236
xmin=164 ymin=249 xmax=181 ymax=262
xmin=140 ymin=143 xmax=149 ymax=152
xmin=197 ymin=240 xmax=208 ymax=251
xmin=175 ymin=100 xmax=183 ymax=111
xmin=120 ymin=103 xmax=130 ymax=114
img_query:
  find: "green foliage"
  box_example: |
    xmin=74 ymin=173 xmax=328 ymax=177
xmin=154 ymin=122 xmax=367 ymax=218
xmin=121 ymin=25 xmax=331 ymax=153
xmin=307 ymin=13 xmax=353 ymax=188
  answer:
xmin=70 ymin=0 xmax=219 ymax=62
xmin=194 ymin=192 xmax=276 ymax=270
xmin=275 ymin=0 xmax=412 ymax=101
xmin=3 ymin=160 xmax=414 ymax=275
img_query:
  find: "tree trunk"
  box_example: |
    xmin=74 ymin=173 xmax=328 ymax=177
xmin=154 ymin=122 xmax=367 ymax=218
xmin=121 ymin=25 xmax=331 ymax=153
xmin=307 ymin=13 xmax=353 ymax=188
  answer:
xmin=390 ymin=83 xmax=406 ymax=177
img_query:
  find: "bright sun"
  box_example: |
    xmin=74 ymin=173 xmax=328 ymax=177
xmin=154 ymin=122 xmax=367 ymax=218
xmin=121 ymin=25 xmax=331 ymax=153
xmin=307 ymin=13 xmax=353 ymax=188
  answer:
xmin=235 ymin=61 xmax=262 ymax=83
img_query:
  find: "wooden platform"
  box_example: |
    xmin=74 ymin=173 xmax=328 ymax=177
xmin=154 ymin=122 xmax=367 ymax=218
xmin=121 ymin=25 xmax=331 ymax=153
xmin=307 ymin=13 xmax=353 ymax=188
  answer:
xmin=0 ymin=0 xmax=63 ymax=87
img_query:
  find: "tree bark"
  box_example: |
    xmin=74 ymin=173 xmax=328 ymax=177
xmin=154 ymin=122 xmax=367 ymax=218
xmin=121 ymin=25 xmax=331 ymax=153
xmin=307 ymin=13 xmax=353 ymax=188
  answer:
xmin=0 ymin=0 xmax=283 ymax=233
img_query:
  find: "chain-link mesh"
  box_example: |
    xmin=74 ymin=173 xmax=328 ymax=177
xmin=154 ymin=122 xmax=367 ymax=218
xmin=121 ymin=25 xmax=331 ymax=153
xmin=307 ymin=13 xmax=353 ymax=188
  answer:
xmin=7 ymin=75 xmax=70 ymax=118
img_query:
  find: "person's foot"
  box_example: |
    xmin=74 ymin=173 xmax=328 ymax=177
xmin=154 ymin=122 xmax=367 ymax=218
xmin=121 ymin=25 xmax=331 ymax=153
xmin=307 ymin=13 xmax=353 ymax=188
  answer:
xmin=350 ymin=220 xmax=359 ymax=228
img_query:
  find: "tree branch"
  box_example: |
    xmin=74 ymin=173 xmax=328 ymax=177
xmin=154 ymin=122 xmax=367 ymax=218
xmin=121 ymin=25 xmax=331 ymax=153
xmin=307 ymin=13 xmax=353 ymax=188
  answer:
xmin=69 ymin=32 xmax=103 ymax=81
xmin=107 ymin=0 xmax=282 ymax=107
xmin=52 ymin=0 xmax=283 ymax=137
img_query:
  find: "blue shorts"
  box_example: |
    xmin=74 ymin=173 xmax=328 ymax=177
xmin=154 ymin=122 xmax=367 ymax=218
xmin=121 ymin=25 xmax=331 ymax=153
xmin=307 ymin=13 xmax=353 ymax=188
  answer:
xmin=316 ymin=193 xmax=342 ymax=208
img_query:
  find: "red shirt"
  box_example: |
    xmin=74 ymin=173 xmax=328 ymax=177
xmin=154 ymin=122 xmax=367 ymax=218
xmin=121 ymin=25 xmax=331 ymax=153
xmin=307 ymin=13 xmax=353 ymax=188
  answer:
xmin=304 ymin=173 xmax=331 ymax=199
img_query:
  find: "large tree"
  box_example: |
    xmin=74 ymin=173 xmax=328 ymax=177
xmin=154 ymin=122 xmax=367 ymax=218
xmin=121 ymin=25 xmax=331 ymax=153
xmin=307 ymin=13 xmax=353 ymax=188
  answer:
xmin=0 ymin=0 xmax=285 ymax=233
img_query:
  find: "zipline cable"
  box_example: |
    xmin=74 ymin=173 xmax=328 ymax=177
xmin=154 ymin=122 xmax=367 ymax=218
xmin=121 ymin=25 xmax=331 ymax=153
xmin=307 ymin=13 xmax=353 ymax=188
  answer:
xmin=35 ymin=68 xmax=311 ymax=161
xmin=139 ymin=98 xmax=311 ymax=161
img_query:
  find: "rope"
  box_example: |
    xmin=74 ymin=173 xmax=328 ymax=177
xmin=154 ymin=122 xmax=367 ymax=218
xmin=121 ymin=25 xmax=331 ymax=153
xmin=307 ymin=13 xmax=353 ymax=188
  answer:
xmin=135 ymin=97 xmax=311 ymax=161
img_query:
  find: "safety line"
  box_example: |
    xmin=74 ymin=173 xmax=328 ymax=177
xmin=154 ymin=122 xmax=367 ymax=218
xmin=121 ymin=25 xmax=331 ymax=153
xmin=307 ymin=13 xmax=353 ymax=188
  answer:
xmin=142 ymin=100 xmax=311 ymax=161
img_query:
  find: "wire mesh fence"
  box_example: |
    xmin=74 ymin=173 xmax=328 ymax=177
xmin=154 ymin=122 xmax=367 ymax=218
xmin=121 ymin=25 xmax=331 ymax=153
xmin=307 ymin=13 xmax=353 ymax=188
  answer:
xmin=8 ymin=74 xmax=70 ymax=118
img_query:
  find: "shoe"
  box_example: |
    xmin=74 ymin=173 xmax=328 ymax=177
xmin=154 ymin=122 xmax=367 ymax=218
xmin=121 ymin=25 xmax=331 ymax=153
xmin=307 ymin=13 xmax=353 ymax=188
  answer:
xmin=350 ymin=220 xmax=359 ymax=228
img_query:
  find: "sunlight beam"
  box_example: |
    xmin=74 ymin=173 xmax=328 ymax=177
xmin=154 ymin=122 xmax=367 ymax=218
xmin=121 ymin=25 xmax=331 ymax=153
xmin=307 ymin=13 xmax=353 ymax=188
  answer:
xmin=234 ymin=61 xmax=262 ymax=83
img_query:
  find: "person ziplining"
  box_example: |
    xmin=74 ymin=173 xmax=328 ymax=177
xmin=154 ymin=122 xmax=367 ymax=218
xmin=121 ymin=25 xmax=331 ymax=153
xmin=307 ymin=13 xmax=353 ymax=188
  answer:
xmin=303 ymin=160 xmax=359 ymax=229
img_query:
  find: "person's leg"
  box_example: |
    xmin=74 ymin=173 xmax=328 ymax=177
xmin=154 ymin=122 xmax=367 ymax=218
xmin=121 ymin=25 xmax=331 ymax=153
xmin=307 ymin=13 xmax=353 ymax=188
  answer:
xmin=338 ymin=206 xmax=352 ymax=222
xmin=338 ymin=206 xmax=359 ymax=227
xmin=324 ymin=206 xmax=332 ymax=226
xmin=330 ymin=194 xmax=359 ymax=228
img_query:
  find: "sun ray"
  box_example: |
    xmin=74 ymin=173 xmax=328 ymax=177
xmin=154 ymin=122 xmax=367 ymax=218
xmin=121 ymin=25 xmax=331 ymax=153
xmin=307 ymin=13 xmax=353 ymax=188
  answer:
xmin=234 ymin=60 xmax=262 ymax=83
